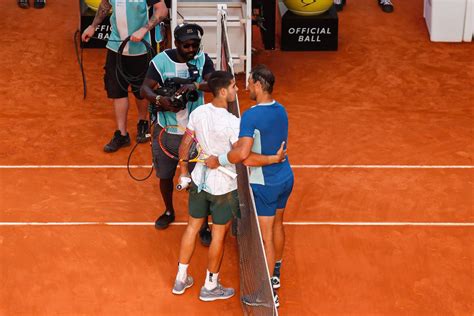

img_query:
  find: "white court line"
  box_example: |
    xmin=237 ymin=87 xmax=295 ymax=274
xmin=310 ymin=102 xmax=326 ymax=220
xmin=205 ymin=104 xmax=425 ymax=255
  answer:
xmin=0 ymin=165 xmax=473 ymax=169
xmin=0 ymin=165 xmax=151 ymax=169
xmin=293 ymin=165 xmax=474 ymax=169
xmin=0 ymin=222 xmax=473 ymax=227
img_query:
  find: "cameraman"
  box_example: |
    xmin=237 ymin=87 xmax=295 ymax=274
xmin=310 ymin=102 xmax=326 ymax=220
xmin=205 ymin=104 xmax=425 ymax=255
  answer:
xmin=140 ymin=23 xmax=215 ymax=246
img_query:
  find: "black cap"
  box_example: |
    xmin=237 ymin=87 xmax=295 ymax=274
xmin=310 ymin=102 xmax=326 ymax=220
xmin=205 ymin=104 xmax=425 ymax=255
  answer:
xmin=174 ymin=23 xmax=203 ymax=42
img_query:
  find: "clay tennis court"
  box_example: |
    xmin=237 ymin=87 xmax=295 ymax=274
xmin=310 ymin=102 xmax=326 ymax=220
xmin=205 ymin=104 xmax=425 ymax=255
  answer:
xmin=1 ymin=0 xmax=473 ymax=315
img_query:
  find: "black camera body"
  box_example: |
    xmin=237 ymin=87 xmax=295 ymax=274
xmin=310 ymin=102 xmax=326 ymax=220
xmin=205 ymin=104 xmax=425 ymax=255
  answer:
xmin=154 ymin=63 xmax=200 ymax=110
xmin=155 ymin=79 xmax=199 ymax=110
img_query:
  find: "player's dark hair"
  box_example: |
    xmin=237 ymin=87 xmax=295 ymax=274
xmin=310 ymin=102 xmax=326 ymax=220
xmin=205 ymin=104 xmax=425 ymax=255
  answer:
xmin=251 ymin=64 xmax=275 ymax=93
xmin=208 ymin=71 xmax=234 ymax=96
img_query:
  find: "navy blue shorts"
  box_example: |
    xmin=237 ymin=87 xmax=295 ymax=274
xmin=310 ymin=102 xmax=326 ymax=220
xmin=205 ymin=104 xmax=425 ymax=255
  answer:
xmin=250 ymin=176 xmax=294 ymax=216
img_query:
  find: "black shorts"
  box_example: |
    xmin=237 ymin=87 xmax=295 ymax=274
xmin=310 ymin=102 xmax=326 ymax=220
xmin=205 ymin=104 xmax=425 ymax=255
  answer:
xmin=103 ymin=49 xmax=148 ymax=99
xmin=152 ymin=124 xmax=195 ymax=179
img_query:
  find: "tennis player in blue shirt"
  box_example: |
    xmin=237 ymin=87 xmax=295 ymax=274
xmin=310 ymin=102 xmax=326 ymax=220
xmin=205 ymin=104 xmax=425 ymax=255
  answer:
xmin=206 ymin=64 xmax=293 ymax=307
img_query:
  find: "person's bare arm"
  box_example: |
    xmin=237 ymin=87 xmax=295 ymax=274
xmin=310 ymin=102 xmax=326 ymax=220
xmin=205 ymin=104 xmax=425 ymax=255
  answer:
xmin=227 ymin=137 xmax=254 ymax=163
xmin=82 ymin=0 xmax=112 ymax=42
xmin=178 ymin=130 xmax=194 ymax=177
xmin=130 ymin=1 xmax=168 ymax=42
xmin=242 ymin=141 xmax=286 ymax=166
xmin=206 ymin=139 xmax=286 ymax=168
xmin=195 ymin=72 xmax=213 ymax=92
xmin=205 ymin=137 xmax=253 ymax=169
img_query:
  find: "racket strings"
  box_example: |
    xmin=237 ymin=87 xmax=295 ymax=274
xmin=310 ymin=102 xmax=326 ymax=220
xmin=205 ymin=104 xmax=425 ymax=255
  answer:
xmin=188 ymin=142 xmax=201 ymax=161
xmin=160 ymin=126 xmax=201 ymax=162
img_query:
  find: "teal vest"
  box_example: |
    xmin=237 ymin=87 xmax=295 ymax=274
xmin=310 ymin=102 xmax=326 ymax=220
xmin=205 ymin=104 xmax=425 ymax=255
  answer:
xmin=107 ymin=0 xmax=152 ymax=56
xmin=150 ymin=50 xmax=206 ymax=130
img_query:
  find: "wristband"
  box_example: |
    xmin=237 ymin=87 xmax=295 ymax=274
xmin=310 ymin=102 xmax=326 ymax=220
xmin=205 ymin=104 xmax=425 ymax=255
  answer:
xmin=218 ymin=153 xmax=230 ymax=166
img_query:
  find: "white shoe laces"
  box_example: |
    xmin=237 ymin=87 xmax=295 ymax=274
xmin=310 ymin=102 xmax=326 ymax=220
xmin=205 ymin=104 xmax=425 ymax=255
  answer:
xmin=380 ymin=0 xmax=393 ymax=5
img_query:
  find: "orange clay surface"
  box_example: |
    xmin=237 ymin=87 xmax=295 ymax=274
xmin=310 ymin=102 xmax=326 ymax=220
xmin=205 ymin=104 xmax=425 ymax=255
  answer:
xmin=0 ymin=0 xmax=473 ymax=315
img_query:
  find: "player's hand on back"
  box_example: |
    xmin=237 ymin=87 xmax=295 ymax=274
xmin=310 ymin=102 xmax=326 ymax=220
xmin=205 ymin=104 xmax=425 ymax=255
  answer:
xmin=205 ymin=155 xmax=220 ymax=169
xmin=274 ymin=141 xmax=287 ymax=163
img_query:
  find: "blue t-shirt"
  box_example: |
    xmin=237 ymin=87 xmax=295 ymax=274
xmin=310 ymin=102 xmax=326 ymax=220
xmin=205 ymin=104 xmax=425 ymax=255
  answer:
xmin=239 ymin=101 xmax=293 ymax=185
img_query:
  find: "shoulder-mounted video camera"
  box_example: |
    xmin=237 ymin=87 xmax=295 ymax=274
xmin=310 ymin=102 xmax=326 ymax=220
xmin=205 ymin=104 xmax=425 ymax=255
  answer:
xmin=154 ymin=63 xmax=200 ymax=110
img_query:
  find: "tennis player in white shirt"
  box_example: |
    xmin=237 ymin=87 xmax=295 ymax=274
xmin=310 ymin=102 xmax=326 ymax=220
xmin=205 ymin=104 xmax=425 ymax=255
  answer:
xmin=172 ymin=70 xmax=285 ymax=301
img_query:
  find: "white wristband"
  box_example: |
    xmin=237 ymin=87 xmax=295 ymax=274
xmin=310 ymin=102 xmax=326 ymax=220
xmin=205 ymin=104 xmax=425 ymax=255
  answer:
xmin=218 ymin=153 xmax=230 ymax=166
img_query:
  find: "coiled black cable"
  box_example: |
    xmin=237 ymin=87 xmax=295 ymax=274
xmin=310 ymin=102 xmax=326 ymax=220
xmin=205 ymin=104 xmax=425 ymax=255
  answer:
xmin=126 ymin=135 xmax=155 ymax=181
xmin=73 ymin=34 xmax=156 ymax=99
xmin=116 ymin=36 xmax=156 ymax=94
xmin=73 ymin=30 xmax=87 ymax=99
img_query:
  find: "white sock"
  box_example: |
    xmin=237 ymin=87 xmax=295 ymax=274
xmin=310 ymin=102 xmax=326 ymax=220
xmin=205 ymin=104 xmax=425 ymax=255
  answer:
xmin=176 ymin=263 xmax=188 ymax=282
xmin=204 ymin=270 xmax=218 ymax=290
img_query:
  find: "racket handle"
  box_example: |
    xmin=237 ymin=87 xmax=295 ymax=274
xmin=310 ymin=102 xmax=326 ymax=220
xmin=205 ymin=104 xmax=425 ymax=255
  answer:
xmin=176 ymin=176 xmax=192 ymax=191
xmin=217 ymin=166 xmax=237 ymax=179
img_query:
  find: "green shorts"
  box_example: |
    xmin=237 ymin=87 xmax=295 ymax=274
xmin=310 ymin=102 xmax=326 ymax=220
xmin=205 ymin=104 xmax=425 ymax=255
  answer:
xmin=188 ymin=182 xmax=240 ymax=225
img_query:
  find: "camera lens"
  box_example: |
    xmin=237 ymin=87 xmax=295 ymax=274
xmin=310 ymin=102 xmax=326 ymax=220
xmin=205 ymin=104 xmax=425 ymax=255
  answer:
xmin=186 ymin=90 xmax=199 ymax=102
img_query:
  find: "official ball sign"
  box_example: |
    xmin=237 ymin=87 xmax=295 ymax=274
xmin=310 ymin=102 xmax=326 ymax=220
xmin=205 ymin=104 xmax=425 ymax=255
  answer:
xmin=288 ymin=27 xmax=333 ymax=42
xmin=280 ymin=3 xmax=338 ymax=51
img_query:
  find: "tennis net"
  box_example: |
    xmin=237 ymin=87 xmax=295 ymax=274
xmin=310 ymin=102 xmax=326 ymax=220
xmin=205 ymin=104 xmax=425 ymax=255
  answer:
xmin=218 ymin=8 xmax=278 ymax=316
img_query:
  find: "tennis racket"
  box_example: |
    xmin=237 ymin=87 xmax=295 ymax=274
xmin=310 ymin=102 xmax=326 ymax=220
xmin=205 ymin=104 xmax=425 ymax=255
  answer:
xmin=158 ymin=125 xmax=238 ymax=180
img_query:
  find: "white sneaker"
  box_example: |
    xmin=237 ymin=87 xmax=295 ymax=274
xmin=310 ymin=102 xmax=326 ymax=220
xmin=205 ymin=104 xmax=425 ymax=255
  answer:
xmin=172 ymin=275 xmax=194 ymax=295
xmin=199 ymin=282 xmax=235 ymax=301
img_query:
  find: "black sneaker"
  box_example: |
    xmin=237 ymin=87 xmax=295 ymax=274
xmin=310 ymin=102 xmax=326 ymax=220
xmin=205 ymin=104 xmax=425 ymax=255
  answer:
xmin=33 ymin=0 xmax=46 ymax=9
xmin=136 ymin=120 xmax=149 ymax=143
xmin=18 ymin=0 xmax=29 ymax=9
xmin=378 ymin=0 xmax=393 ymax=13
xmin=103 ymin=130 xmax=131 ymax=153
xmin=155 ymin=211 xmax=175 ymax=230
xmin=199 ymin=225 xmax=212 ymax=247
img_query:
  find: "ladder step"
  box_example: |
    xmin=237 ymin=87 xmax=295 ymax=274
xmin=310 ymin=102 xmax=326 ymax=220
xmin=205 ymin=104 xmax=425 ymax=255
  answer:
xmin=176 ymin=2 xmax=243 ymax=9
xmin=176 ymin=20 xmax=244 ymax=27
xmin=208 ymin=53 xmax=243 ymax=64
xmin=176 ymin=15 xmax=242 ymax=22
